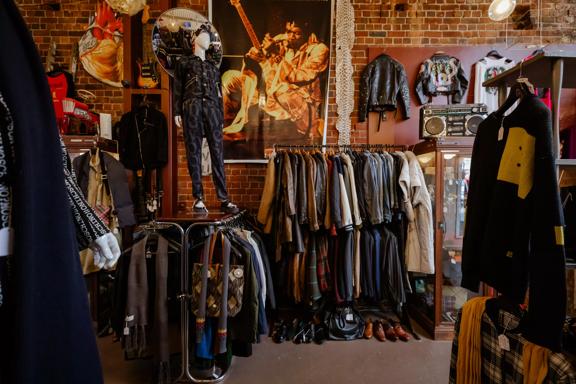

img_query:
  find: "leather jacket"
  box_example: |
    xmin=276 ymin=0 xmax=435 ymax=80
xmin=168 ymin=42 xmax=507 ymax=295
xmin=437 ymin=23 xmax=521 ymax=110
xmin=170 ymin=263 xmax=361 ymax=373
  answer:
xmin=359 ymin=54 xmax=410 ymax=122
xmin=415 ymin=52 xmax=469 ymax=104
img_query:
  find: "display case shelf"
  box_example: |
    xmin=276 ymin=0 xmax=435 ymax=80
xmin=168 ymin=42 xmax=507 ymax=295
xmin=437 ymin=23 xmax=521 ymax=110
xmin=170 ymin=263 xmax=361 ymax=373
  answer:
xmin=410 ymin=138 xmax=475 ymax=340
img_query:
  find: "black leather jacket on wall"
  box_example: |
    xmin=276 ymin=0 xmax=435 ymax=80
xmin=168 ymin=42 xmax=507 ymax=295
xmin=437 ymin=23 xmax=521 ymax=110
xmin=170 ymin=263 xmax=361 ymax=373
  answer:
xmin=358 ymin=54 xmax=410 ymax=122
xmin=415 ymin=52 xmax=469 ymax=104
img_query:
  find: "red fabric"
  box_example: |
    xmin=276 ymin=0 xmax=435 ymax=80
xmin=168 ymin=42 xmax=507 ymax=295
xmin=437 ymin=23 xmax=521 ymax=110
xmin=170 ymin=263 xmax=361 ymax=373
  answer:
xmin=47 ymin=73 xmax=68 ymax=102
xmin=47 ymin=73 xmax=67 ymax=122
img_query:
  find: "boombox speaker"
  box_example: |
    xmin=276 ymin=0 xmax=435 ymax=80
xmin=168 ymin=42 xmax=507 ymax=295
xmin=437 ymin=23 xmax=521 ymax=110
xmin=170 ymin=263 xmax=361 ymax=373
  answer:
xmin=420 ymin=104 xmax=488 ymax=139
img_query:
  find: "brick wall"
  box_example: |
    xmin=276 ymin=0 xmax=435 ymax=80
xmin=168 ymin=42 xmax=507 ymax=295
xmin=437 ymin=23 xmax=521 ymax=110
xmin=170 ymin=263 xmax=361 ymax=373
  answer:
xmin=17 ymin=0 xmax=575 ymax=213
xmin=18 ymin=0 xmax=125 ymax=121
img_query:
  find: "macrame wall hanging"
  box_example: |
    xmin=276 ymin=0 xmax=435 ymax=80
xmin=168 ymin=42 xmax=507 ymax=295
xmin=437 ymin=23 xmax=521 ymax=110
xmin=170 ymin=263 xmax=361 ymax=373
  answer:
xmin=335 ymin=0 xmax=355 ymax=146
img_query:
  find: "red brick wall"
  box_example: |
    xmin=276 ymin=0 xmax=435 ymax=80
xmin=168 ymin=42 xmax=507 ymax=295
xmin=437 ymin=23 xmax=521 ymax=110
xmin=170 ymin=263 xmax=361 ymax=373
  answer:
xmin=17 ymin=0 xmax=125 ymax=121
xmin=17 ymin=0 xmax=575 ymax=213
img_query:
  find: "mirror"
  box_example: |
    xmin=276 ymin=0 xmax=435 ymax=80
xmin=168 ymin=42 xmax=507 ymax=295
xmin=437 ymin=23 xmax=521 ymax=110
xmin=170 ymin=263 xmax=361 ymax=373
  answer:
xmin=152 ymin=8 xmax=223 ymax=77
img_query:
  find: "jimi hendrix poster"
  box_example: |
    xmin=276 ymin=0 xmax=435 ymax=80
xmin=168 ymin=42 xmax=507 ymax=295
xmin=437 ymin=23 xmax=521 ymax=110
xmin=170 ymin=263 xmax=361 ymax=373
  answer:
xmin=211 ymin=0 xmax=333 ymax=161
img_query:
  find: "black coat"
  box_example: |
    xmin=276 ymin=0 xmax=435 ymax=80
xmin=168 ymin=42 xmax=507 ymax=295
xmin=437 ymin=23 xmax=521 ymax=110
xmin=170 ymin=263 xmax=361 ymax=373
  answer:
xmin=0 ymin=0 xmax=103 ymax=382
xmin=462 ymin=95 xmax=566 ymax=351
xmin=114 ymin=106 xmax=168 ymax=171
xmin=358 ymin=54 xmax=410 ymax=122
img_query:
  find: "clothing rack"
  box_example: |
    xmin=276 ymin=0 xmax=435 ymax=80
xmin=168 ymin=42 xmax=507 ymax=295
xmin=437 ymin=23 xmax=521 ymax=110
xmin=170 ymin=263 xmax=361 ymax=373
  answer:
xmin=176 ymin=210 xmax=248 ymax=384
xmin=272 ymin=143 xmax=407 ymax=151
xmin=126 ymin=220 xmax=185 ymax=381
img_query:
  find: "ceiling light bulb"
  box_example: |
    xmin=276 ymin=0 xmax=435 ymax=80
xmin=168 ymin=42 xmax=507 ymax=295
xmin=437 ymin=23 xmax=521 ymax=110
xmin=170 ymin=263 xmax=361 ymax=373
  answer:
xmin=488 ymin=0 xmax=517 ymax=21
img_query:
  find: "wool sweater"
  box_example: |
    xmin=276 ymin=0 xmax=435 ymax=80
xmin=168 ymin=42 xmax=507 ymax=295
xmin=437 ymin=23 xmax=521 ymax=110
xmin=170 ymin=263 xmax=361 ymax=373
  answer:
xmin=462 ymin=94 xmax=566 ymax=351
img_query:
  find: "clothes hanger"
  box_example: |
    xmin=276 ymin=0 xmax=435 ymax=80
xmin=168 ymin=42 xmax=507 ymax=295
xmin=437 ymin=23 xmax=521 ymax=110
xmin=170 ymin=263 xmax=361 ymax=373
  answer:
xmin=563 ymin=191 xmax=573 ymax=208
xmin=486 ymin=49 xmax=504 ymax=59
xmin=494 ymin=61 xmax=534 ymax=118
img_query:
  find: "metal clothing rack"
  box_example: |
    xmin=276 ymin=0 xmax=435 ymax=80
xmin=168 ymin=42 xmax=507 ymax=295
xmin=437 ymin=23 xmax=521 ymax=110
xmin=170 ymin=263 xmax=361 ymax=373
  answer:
xmin=132 ymin=220 xmax=185 ymax=382
xmin=273 ymin=143 xmax=407 ymax=151
xmin=175 ymin=210 xmax=248 ymax=384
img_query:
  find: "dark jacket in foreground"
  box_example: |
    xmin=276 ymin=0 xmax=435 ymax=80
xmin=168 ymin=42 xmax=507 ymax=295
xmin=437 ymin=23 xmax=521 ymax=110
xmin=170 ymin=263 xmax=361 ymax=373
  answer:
xmin=358 ymin=54 xmax=410 ymax=122
xmin=0 ymin=0 xmax=103 ymax=381
xmin=462 ymin=94 xmax=566 ymax=351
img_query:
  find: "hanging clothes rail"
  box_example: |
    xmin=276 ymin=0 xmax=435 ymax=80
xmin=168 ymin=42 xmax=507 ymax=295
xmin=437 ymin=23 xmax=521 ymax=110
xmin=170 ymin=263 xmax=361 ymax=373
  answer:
xmin=176 ymin=211 xmax=248 ymax=384
xmin=119 ymin=220 xmax=184 ymax=383
xmin=273 ymin=143 xmax=407 ymax=151
xmin=261 ymin=143 xmax=425 ymax=341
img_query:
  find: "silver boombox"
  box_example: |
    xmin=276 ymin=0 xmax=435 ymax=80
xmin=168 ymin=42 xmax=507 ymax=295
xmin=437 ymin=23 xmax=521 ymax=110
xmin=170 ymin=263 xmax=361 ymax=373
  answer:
xmin=420 ymin=104 xmax=488 ymax=138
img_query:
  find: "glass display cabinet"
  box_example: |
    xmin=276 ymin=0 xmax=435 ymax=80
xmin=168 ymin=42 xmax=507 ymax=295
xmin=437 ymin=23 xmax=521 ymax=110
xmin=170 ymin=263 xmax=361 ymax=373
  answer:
xmin=409 ymin=137 xmax=479 ymax=340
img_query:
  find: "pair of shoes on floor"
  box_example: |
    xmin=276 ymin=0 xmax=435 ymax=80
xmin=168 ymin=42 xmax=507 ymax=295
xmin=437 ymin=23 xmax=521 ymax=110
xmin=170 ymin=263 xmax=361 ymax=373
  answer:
xmin=293 ymin=320 xmax=327 ymax=345
xmin=192 ymin=199 xmax=240 ymax=214
xmin=365 ymin=318 xmax=410 ymax=342
xmin=271 ymin=318 xmax=327 ymax=345
xmin=271 ymin=320 xmax=288 ymax=344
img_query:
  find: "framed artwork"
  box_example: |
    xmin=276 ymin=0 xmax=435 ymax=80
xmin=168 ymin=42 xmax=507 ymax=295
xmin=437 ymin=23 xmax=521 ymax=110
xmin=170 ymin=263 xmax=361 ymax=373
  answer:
xmin=79 ymin=2 xmax=124 ymax=87
xmin=211 ymin=0 xmax=333 ymax=162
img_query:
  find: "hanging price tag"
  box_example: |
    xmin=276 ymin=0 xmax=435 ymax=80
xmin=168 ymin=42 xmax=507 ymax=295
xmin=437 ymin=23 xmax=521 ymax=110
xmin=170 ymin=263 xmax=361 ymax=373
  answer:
xmin=498 ymin=334 xmax=510 ymax=351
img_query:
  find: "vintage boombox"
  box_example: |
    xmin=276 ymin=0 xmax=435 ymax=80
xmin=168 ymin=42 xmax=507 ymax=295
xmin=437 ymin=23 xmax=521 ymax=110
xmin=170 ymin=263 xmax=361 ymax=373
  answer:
xmin=419 ymin=104 xmax=488 ymax=138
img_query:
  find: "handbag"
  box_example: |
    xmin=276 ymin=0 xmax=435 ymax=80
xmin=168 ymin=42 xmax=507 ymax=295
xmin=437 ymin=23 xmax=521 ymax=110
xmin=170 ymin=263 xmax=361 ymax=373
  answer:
xmin=191 ymin=230 xmax=245 ymax=318
xmin=325 ymin=305 xmax=365 ymax=341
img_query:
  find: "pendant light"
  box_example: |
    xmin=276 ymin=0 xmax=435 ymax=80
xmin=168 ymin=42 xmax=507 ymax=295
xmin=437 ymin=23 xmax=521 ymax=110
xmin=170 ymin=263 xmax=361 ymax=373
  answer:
xmin=488 ymin=0 xmax=517 ymax=21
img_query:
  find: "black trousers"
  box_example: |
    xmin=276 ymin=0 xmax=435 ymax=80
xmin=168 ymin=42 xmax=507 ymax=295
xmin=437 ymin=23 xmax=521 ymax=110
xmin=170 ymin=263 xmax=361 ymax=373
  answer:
xmin=182 ymin=98 xmax=228 ymax=201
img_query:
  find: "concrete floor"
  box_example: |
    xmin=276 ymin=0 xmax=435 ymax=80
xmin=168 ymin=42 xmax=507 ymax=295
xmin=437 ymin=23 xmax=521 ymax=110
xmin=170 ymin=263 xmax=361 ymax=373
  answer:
xmin=98 ymin=333 xmax=452 ymax=384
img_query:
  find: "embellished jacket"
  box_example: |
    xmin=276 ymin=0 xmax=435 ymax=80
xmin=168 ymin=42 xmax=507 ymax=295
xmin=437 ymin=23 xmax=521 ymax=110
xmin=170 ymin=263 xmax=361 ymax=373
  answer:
xmin=415 ymin=52 xmax=469 ymax=104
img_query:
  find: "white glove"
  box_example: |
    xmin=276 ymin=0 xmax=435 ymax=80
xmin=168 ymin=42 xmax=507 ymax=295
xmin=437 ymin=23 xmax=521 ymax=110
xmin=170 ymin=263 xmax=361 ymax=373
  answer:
xmin=175 ymin=115 xmax=182 ymax=128
xmin=90 ymin=232 xmax=121 ymax=270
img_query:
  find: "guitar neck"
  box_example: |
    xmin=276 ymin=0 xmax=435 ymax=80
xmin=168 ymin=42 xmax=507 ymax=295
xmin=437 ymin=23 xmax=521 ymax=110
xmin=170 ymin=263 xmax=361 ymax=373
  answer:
xmin=232 ymin=3 xmax=261 ymax=50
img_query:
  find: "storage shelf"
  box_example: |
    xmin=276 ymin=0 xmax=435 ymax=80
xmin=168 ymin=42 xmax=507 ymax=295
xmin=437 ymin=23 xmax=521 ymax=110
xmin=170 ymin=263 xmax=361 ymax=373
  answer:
xmin=557 ymin=159 xmax=576 ymax=167
xmin=129 ymin=88 xmax=169 ymax=95
xmin=483 ymin=47 xmax=576 ymax=89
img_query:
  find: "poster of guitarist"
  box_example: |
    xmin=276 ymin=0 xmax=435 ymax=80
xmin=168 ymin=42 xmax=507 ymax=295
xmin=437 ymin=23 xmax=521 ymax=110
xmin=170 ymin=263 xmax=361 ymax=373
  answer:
xmin=212 ymin=0 xmax=332 ymax=160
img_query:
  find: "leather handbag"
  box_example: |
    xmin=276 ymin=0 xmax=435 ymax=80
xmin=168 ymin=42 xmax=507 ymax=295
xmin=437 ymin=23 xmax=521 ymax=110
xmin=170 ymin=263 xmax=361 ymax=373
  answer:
xmin=325 ymin=305 xmax=365 ymax=341
xmin=191 ymin=230 xmax=245 ymax=318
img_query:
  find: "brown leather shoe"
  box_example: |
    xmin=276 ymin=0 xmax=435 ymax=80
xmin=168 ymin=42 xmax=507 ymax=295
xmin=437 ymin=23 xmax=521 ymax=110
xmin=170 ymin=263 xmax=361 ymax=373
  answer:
xmin=392 ymin=321 xmax=411 ymax=342
xmin=382 ymin=320 xmax=397 ymax=342
xmin=364 ymin=319 xmax=373 ymax=339
xmin=373 ymin=321 xmax=386 ymax=342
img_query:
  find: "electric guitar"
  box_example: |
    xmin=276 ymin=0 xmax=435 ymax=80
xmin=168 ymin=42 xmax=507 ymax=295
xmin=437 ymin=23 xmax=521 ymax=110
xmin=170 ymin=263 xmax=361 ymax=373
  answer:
xmin=137 ymin=59 xmax=159 ymax=89
xmin=229 ymin=0 xmax=261 ymax=50
xmin=45 ymin=38 xmax=57 ymax=72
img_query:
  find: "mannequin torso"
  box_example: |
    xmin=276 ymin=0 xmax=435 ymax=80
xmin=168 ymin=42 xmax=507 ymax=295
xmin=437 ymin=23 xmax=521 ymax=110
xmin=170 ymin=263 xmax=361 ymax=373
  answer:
xmin=174 ymin=30 xmax=211 ymax=128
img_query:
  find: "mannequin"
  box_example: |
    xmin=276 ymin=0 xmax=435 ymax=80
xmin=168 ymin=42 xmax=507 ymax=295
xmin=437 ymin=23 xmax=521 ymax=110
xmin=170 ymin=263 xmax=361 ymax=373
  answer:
xmin=173 ymin=24 xmax=238 ymax=214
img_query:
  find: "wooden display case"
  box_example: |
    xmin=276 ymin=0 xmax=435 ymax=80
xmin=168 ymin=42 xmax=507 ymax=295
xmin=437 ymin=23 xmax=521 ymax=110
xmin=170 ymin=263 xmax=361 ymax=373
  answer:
xmin=409 ymin=137 xmax=478 ymax=340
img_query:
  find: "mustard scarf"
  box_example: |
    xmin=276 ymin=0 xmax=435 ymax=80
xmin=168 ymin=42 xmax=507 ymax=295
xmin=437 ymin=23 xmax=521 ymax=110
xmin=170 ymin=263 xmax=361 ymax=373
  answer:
xmin=456 ymin=296 xmax=491 ymax=384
